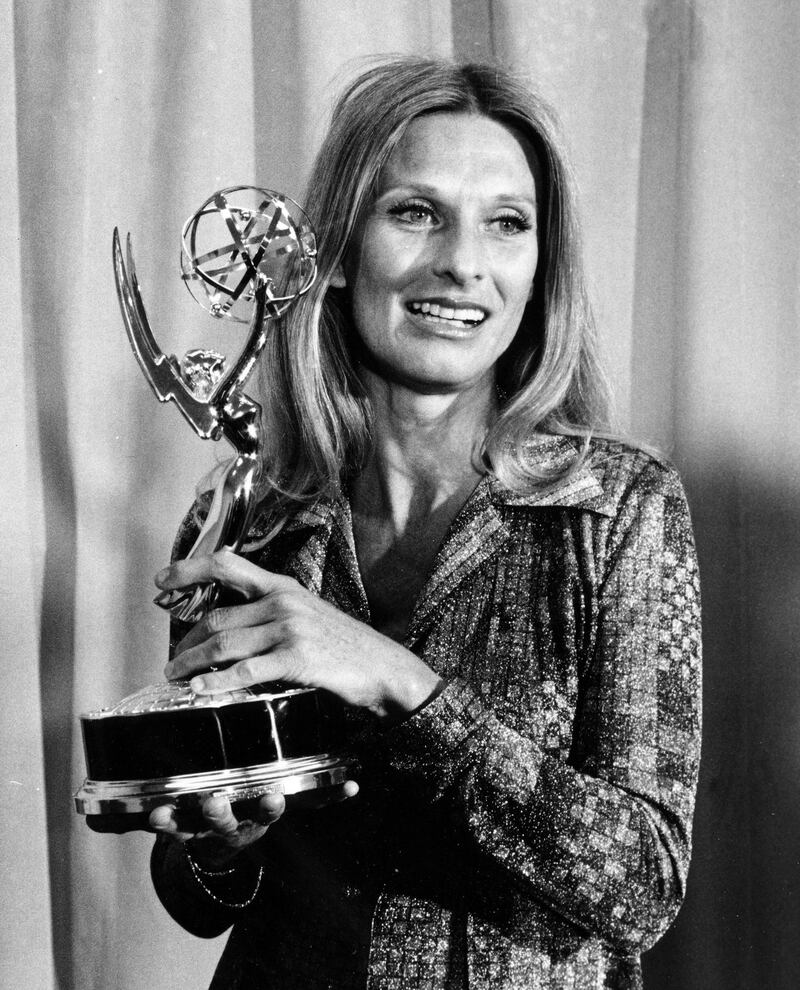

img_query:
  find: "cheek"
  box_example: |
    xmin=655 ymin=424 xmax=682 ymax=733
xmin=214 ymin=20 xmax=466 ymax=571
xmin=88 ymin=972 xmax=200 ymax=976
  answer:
xmin=505 ymin=250 xmax=539 ymax=309
xmin=350 ymin=253 xmax=416 ymax=334
xmin=349 ymin=244 xmax=392 ymax=308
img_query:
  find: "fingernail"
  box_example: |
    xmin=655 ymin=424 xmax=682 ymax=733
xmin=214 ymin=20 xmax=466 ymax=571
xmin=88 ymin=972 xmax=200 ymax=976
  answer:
xmin=191 ymin=676 xmax=207 ymax=693
xmin=155 ymin=567 xmax=171 ymax=585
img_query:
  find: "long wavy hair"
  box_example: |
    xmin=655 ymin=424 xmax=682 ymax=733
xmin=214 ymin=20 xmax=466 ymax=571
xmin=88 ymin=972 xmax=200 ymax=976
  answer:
xmin=254 ymin=55 xmax=612 ymax=522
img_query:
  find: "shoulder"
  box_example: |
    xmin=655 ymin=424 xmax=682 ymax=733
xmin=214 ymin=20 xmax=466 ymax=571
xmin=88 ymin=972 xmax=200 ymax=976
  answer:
xmin=493 ymin=434 xmax=689 ymax=521
xmin=581 ymin=440 xmax=696 ymax=572
xmin=583 ymin=438 xmax=689 ymax=512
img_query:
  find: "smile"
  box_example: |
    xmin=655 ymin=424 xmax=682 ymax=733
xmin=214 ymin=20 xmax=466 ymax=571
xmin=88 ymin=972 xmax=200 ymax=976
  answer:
xmin=407 ymin=300 xmax=487 ymax=328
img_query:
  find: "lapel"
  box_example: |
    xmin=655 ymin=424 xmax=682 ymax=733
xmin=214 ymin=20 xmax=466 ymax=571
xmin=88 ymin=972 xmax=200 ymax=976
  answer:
xmin=282 ymin=493 xmax=370 ymax=621
xmin=270 ymin=436 xmax=614 ymax=645
xmin=404 ymin=476 xmax=509 ymax=645
xmin=404 ymin=437 xmax=615 ymax=645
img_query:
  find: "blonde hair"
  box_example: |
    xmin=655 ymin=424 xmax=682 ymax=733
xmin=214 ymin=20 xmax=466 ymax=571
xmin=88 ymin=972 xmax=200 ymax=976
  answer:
xmin=254 ymin=55 xmax=612 ymax=519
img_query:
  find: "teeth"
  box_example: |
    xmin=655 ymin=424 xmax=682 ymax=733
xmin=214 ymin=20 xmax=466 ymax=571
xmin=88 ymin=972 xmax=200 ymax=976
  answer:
xmin=409 ymin=301 xmax=486 ymax=324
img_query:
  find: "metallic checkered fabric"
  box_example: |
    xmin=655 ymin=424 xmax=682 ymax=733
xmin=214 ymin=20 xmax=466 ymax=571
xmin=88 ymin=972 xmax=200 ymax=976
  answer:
xmin=152 ymin=438 xmax=701 ymax=989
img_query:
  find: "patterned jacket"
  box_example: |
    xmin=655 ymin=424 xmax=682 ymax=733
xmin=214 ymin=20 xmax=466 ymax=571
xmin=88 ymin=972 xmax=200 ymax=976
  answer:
xmin=151 ymin=438 xmax=702 ymax=989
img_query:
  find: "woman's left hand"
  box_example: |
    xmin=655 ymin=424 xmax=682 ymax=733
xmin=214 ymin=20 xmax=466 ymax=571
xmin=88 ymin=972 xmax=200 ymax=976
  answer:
xmin=158 ymin=550 xmax=442 ymax=721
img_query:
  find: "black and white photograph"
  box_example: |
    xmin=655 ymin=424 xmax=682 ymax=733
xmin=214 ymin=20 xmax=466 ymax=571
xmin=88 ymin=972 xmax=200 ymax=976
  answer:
xmin=2 ymin=2 xmax=798 ymax=988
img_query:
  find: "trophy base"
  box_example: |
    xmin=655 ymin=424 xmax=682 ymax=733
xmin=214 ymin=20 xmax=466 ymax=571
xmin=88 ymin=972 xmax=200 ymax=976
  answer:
xmin=74 ymin=752 xmax=351 ymax=816
xmin=75 ymin=681 xmax=353 ymax=830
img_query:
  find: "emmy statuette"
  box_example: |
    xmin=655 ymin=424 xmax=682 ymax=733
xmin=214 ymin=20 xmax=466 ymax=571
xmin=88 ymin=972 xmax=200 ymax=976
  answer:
xmin=75 ymin=188 xmax=352 ymax=828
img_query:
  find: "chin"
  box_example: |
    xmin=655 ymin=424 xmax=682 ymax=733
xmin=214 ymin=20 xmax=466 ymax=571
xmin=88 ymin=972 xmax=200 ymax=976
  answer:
xmin=357 ymin=337 xmax=497 ymax=394
xmin=378 ymin=363 xmax=493 ymax=396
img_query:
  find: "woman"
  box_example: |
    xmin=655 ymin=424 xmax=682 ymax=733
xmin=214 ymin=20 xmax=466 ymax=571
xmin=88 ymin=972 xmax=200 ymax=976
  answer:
xmin=149 ymin=57 xmax=701 ymax=989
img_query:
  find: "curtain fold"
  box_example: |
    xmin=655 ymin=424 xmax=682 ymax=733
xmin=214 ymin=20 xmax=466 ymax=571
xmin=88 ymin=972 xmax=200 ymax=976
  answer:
xmin=4 ymin=1 xmax=799 ymax=987
xmin=1 ymin=2 xmax=54 ymax=987
xmin=644 ymin=3 xmax=800 ymax=987
xmin=490 ymin=0 xmax=650 ymax=425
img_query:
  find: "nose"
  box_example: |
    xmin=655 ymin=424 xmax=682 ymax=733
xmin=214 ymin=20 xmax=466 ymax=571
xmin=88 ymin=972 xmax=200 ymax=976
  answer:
xmin=430 ymin=221 xmax=484 ymax=285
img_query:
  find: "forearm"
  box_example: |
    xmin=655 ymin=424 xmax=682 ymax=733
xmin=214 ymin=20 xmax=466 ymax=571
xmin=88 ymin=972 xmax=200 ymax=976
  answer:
xmin=470 ymin=710 xmax=693 ymax=952
xmin=375 ymin=679 xmax=694 ymax=952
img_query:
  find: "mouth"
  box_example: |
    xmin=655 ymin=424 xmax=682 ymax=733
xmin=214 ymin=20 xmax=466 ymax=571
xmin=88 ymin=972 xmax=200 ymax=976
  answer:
xmin=407 ymin=300 xmax=487 ymax=329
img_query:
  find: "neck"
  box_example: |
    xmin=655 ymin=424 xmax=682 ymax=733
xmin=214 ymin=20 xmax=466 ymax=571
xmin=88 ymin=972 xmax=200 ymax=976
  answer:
xmin=351 ymin=369 xmax=497 ymax=533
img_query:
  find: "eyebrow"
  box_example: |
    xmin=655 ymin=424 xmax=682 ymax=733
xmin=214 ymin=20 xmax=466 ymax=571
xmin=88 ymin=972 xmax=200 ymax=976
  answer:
xmin=376 ymin=182 xmax=537 ymax=210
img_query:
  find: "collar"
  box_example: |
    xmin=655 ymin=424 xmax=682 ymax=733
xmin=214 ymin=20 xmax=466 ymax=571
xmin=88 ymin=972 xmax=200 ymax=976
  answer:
xmin=283 ymin=434 xmax=615 ymax=533
xmin=486 ymin=435 xmax=616 ymax=517
xmin=270 ymin=436 xmax=614 ymax=645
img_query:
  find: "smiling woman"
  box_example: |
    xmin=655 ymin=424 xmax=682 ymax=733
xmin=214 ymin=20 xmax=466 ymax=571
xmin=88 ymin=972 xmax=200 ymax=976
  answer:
xmin=146 ymin=56 xmax=701 ymax=990
xmin=337 ymin=113 xmax=539 ymax=395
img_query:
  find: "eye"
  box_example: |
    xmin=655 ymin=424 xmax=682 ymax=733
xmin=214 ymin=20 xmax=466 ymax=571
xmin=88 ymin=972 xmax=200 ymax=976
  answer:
xmin=387 ymin=199 xmax=437 ymax=226
xmin=492 ymin=212 xmax=533 ymax=236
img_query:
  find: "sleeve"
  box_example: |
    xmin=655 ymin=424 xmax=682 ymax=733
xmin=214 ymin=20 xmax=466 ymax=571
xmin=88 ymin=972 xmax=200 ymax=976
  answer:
xmin=376 ymin=460 xmax=702 ymax=954
xmin=150 ymin=834 xmax=262 ymax=939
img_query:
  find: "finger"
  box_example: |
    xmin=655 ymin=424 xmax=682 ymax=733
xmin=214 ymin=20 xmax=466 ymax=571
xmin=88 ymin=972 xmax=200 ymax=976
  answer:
xmin=165 ymin=624 xmax=285 ymax=681
xmin=147 ymin=805 xmax=195 ymax=840
xmin=172 ymin=598 xmax=278 ymax=656
xmin=201 ymin=794 xmax=240 ymax=836
xmin=252 ymin=792 xmax=286 ymax=825
xmin=189 ymin=650 xmax=297 ymax=695
xmin=155 ymin=551 xmax=293 ymax=601
xmin=149 ymin=805 xmax=177 ymax=830
xmin=212 ymin=792 xmax=285 ymax=831
xmin=317 ymin=780 xmax=360 ymax=806
xmin=289 ymin=780 xmax=360 ymax=812
xmin=339 ymin=780 xmax=360 ymax=801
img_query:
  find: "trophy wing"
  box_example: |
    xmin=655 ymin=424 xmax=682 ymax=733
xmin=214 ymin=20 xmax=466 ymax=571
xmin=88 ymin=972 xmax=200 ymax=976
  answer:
xmin=113 ymin=229 xmax=219 ymax=439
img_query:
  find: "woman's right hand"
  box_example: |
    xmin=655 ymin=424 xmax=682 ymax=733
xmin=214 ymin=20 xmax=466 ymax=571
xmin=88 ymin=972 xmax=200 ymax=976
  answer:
xmin=147 ymin=784 xmax=358 ymax=922
xmin=149 ymin=780 xmax=359 ymax=869
xmin=149 ymin=792 xmax=287 ymax=869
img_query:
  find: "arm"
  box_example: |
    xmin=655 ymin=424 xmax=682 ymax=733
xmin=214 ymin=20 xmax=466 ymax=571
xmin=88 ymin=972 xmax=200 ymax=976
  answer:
xmin=375 ymin=460 xmax=701 ymax=954
xmin=153 ymin=463 xmax=700 ymax=951
xmin=150 ymin=825 xmax=266 ymax=939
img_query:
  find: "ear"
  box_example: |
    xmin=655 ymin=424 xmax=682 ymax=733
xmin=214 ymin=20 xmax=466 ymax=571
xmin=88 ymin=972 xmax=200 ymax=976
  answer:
xmin=329 ymin=260 xmax=347 ymax=289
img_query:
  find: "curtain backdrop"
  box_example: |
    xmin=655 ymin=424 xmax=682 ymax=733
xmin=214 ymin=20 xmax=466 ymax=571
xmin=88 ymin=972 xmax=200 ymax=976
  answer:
xmin=3 ymin=1 xmax=799 ymax=988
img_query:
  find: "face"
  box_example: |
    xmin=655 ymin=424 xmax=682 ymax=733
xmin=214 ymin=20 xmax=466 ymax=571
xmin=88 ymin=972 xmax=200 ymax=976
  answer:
xmin=337 ymin=111 xmax=540 ymax=395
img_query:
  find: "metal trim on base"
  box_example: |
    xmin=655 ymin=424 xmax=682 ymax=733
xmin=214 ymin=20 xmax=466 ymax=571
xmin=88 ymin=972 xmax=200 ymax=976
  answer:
xmin=74 ymin=753 xmax=350 ymax=816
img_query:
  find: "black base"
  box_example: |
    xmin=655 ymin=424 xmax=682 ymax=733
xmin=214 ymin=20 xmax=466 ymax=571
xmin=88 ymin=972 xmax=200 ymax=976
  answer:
xmin=75 ymin=684 xmax=352 ymax=828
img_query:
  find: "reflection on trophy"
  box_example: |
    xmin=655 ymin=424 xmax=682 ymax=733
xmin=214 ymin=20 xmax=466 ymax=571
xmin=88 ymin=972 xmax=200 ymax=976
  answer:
xmin=75 ymin=187 xmax=351 ymax=825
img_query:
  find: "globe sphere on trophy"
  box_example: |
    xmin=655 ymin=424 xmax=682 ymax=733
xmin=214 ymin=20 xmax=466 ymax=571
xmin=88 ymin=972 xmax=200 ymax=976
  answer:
xmin=74 ymin=187 xmax=352 ymax=828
